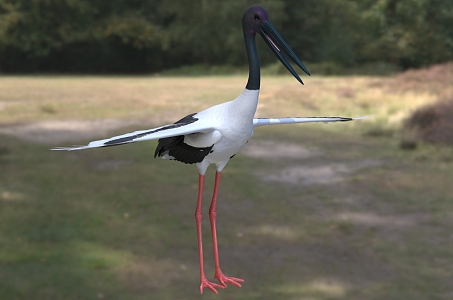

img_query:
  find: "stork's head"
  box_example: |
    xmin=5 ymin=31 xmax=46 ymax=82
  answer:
xmin=242 ymin=6 xmax=310 ymax=84
xmin=242 ymin=6 xmax=269 ymax=35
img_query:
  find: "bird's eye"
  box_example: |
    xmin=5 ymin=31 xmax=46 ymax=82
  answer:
xmin=254 ymin=14 xmax=260 ymax=21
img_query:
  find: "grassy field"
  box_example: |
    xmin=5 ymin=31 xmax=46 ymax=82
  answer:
xmin=1 ymin=70 xmax=452 ymax=300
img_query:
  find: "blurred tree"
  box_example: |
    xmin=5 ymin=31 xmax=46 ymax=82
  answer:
xmin=0 ymin=0 xmax=167 ymax=72
xmin=281 ymin=0 xmax=364 ymax=65
xmin=159 ymin=0 xmax=285 ymax=67
xmin=0 ymin=0 xmax=452 ymax=72
xmin=360 ymin=0 xmax=453 ymax=68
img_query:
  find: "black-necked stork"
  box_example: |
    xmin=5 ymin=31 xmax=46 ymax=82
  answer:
xmin=53 ymin=6 xmax=365 ymax=294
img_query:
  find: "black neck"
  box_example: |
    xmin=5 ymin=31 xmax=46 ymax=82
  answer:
xmin=244 ymin=34 xmax=260 ymax=90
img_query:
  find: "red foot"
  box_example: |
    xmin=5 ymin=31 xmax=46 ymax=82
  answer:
xmin=214 ymin=271 xmax=245 ymax=288
xmin=200 ymin=278 xmax=225 ymax=294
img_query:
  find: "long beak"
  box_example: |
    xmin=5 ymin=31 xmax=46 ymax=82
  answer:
xmin=259 ymin=21 xmax=310 ymax=84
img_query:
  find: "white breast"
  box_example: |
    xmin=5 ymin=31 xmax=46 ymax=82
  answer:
xmin=184 ymin=130 xmax=222 ymax=148
xmin=192 ymin=89 xmax=260 ymax=164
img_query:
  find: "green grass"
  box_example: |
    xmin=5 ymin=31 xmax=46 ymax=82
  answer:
xmin=1 ymin=75 xmax=453 ymax=299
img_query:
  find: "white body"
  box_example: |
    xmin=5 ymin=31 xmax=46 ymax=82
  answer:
xmin=52 ymin=87 xmax=367 ymax=175
xmin=188 ymin=89 xmax=259 ymax=173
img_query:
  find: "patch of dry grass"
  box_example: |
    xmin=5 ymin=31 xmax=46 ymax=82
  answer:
xmin=0 ymin=76 xmax=246 ymax=125
xmin=1 ymin=69 xmax=449 ymax=145
xmin=404 ymin=98 xmax=453 ymax=145
xmin=382 ymin=62 xmax=453 ymax=146
xmin=390 ymin=62 xmax=453 ymax=98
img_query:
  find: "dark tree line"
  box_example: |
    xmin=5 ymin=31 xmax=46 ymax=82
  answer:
xmin=0 ymin=0 xmax=452 ymax=73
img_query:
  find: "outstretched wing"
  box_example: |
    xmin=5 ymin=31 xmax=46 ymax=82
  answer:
xmin=51 ymin=115 xmax=216 ymax=151
xmin=252 ymin=116 xmax=370 ymax=127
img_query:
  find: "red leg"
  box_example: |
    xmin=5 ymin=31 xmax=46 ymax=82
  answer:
xmin=195 ymin=174 xmax=224 ymax=294
xmin=209 ymin=171 xmax=245 ymax=288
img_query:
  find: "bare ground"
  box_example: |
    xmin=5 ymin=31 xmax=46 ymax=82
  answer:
xmin=0 ymin=119 xmax=146 ymax=144
xmin=243 ymin=139 xmax=383 ymax=185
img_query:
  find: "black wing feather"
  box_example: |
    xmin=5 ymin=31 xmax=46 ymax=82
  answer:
xmin=154 ymin=113 xmax=213 ymax=164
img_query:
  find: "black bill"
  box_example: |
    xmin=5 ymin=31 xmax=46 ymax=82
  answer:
xmin=259 ymin=21 xmax=310 ymax=84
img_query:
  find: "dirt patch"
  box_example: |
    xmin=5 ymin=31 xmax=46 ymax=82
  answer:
xmin=242 ymin=140 xmax=318 ymax=160
xmin=263 ymin=163 xmax=349 ymax=185
xmin=0 ymin=119 xmax=145 ymax=144
xmin=243 ymin=139 xmax=382 ymax=185
xmin=259 ymin=160 xmax=382 ymax=185
xmin=332 ymin=212 xmax=428 ymax=228
xmin=0 ymin=101 xmax=13 ymax=111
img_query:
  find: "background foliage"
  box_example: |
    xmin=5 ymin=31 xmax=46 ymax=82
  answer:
xmin=0 ymin=0 xmax=452 ymax=73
